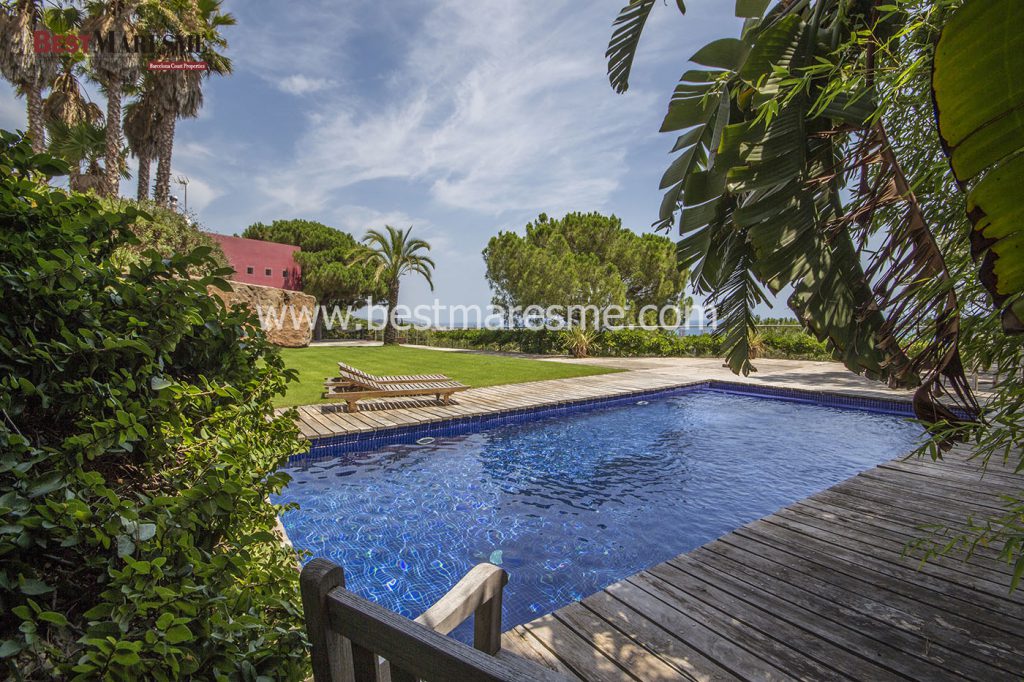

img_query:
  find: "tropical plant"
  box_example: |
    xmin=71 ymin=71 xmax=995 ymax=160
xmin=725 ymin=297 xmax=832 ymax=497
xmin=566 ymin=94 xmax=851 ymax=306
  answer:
xmin=41 ymin=13 xmax=112 ymax=195
xmin=43 ymin=63 xmax=101 ymax=129
xmin=606 ymin=0 xmax=980 ymax=423
xmin=46 ymin=118 xmax=111 ymax=192
xmin=0 ymin=0 xmax=59 ymax=152
xmin=40 ymin=6 xmax=99 ymax=131
xmin=353 ymin=226 xmax=435 ymax=345
xmin=0 ymin=129 xmax=308 ymax=679
xmin=560 ymin=326 xmax=600 ymax=358
xmin=151 ymin=0 xmax=234 ymax=206
xmin=747 ymin=330 xmax=766 ymax=360
xmin=931 ymin=0 xmax=1024 ymax=335
xmin=909 ymin=0 xmax=1024 ymax=587
xmin=484 ymin=212 xmax=690 ymax=325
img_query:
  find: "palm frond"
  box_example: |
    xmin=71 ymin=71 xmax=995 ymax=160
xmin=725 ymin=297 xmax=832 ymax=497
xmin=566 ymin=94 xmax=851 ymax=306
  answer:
xmin=840 ymin=124 xmax=979 ymax=420
xmin=606 ymin=0 xmax=657 ymax=94
xmin=359 ymin=225 xmax=435 ymax=290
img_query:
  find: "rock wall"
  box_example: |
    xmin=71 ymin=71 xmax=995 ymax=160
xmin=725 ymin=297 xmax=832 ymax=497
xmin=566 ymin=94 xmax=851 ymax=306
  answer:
xmin=208 ymin=281 xmax=316 ymax=348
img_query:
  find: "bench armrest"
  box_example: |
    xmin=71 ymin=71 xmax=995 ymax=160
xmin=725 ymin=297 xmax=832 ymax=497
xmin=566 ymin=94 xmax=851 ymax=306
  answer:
xmin=414 ymin=563 xmax=509 ymax=654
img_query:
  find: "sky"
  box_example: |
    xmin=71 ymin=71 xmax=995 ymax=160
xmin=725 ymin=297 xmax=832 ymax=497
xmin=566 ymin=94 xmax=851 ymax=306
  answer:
xmin=1 ymin=0 xmax=787 ymax=317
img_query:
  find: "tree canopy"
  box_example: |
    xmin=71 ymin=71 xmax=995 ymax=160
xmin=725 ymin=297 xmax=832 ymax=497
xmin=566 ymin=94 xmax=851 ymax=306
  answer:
xmin=242 ymin=219 xmax=384 ymax=308
xmin=483 ymin=212 xmax=689 ymax=324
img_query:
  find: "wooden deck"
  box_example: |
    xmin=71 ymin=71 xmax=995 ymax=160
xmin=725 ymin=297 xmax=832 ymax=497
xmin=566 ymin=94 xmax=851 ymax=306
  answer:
xmin=500 ymin=444 xmax=1024 ymax=681
xmin=291 ymin=371 xmax=703 ymax=440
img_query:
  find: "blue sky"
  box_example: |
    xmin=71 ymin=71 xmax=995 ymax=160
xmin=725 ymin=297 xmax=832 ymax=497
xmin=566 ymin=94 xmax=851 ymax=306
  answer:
xmin=2 ymin=0 xmax=787 ymax=316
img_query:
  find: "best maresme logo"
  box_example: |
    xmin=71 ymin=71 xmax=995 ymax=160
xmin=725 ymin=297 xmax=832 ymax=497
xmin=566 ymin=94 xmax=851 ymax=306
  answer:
xmin=33 ymin=29 xmax=208 ymax=71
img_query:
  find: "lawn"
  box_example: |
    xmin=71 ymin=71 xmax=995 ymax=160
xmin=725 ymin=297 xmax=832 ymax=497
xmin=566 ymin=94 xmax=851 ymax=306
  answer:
xmin=274 ymin=345 xmax=621 ymax=408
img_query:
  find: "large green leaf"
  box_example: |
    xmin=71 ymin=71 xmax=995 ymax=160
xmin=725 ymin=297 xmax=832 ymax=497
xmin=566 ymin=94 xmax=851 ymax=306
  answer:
xmin=967 ymin=153 xmax=1024 ymax=332
xmin=660 ymin=93 xmax=720 ymax=133
xmin=739 ymin=15 xmax=803 ymax=85
xmin=690 ymin=38 xmax=749 ymax=70
xmin=654 ymin=74 xmax=727 ymax=230
xmin=735 ymin=0 xmax=771 ymax=19
xmin=933 ymin=0 xmax=1024 ymax=180
xmin=934 ymin=0 xmax=1024 ymax=332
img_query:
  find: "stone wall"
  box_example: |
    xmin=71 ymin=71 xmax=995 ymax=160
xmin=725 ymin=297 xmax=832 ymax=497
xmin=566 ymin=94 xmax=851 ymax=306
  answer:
xmin=208 ymin=281 xmax=316 ymax=348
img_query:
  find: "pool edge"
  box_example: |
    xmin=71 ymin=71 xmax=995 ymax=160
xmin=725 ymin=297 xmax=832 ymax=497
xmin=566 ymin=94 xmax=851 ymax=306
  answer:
xmin=295 ymin=380 xmax=917 ymax=464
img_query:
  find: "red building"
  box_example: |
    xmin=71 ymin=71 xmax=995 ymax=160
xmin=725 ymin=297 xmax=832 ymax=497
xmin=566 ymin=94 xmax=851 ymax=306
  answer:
xmin=205 ymin=233 xmax=302 ymax=291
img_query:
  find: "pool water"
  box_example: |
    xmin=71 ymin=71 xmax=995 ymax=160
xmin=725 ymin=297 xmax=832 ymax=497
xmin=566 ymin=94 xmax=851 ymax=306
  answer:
xmin=276 ymin=389 xmax=921 ymax=639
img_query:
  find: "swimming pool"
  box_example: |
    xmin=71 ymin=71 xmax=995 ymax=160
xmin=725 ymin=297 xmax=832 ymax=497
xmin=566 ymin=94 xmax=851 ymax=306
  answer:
xmin=276 ymin=387 xmax=921 ymax=640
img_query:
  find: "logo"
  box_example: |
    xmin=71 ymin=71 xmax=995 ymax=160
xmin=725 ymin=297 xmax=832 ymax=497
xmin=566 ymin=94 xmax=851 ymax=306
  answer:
xmin=33 ymin=29 xmax=208 ymax=71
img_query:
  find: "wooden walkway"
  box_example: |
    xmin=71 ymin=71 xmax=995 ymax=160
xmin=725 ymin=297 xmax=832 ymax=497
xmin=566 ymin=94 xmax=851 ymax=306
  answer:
xmin=500 ymin=444 xmax=1024 ymax=681
xmin=290 ymin=371 xmax=700 ymax=440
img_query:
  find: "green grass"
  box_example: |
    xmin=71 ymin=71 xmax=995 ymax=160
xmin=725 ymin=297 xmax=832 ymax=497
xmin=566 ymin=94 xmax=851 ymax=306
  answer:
xmin=274 ymin=345 xmax=621 ymax=408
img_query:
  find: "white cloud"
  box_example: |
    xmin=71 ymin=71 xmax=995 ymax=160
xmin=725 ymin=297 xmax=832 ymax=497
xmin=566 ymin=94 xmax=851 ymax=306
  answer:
xmin=275 ymin=74 xmax=335 ymax=96
xmin=229 ymin=0 xmax=358 ymax=97
xmin=257 ymin=0 xmax=658 ymax=217
xmin=331 ymin=205 xmax=426 ymax=235
xmin=173 ymin=140 xmax=216 ymax=161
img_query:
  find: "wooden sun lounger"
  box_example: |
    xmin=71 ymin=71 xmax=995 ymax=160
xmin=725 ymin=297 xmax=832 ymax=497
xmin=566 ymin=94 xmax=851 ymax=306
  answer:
xmin=335 ymin=361 xmax=450 ymax=384
xmin=322 ymin=365 xmax=467 ymax=413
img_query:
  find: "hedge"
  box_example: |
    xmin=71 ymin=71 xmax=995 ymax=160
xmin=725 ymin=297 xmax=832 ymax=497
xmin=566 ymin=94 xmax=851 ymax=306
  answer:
xmin=408 ymin=327 xmax=831 ymax=361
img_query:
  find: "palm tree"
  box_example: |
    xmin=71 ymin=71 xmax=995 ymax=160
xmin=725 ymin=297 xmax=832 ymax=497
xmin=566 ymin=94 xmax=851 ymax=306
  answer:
xmin=44 ymin=64 xmax=102 ymax=130
xmin=354 ymin=227 xmax=435 ymax=346
xmin=83 ymin=0 xmax=145 ymax=197
xmin=151 ymin=69 xmax=200 ymax=206
xmin=44 ymin=68 xmax=103 ymax=190
xmin=152 ymin=0 xmax=234 ymax=206
xmin=48 ymin=120 xmax=111 ymax=193
xmin=123 ymin=82 xmax=159 ymax=200
xmin=0 ymin=0 xmax=58 ymax=153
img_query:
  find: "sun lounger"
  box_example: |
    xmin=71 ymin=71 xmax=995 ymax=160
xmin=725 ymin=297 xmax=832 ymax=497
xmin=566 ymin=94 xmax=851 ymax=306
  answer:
xmin=322 ymin=364 xmax=467 ymax=412
xmin=333 ymin=360 xmax=450 ymax=384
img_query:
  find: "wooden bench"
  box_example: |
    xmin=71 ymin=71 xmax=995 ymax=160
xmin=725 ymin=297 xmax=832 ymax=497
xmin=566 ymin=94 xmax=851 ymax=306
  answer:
xmin=300 ymin=558 xmax=567 ymax=681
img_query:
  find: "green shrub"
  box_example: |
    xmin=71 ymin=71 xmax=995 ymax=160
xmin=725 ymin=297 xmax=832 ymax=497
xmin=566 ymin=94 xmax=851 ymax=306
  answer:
xmin=761 ymin=330 xmax=831 ymax=360
xmin=598 ymin=329 xmax=679 ymax=356
xmin=682 ymin=333 xmax=724 ymax=357
xmin=103 ymin=198 xmax=228 ymax=275
xmin=418 ymin=326 xmax=827 ymax=361
xmin=0 ymin=131 xmax=308 ymax=680
xmin=418 ymin=328 xmax=562 ymax=354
